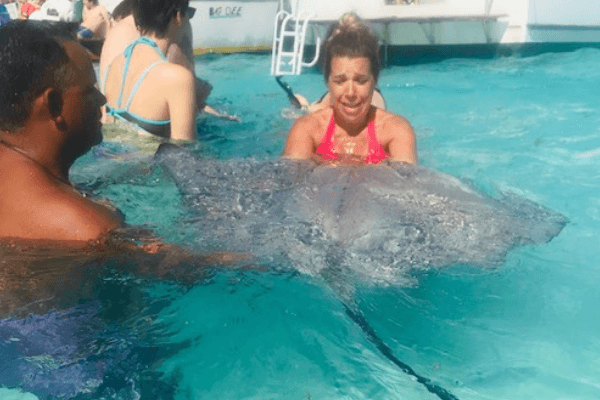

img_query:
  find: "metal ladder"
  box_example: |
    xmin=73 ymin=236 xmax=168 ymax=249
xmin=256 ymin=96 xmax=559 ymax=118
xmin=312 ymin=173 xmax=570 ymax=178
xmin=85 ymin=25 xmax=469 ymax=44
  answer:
xmin=270 ymin=0 xmax=321 ymax=75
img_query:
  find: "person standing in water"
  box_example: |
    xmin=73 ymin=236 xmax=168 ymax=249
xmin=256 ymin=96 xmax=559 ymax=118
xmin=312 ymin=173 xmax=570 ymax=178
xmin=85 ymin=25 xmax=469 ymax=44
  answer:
xmin=101 ymin=0 xmax=238 ymax=131
xmin=78 ymin=0 xmax=111 ymax=39
xmin=0 ymin=20 xmax=122 ymax=242
xmin=282 ymin=13 xmax=417 ymax=165
xmin=102 ymin=0 xmax=198 ymax=141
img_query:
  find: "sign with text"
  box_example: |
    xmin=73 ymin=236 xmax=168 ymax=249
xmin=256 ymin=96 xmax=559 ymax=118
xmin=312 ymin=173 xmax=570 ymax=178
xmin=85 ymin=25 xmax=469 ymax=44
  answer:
xmin=209 ymin=6 xmax=243 ymax=18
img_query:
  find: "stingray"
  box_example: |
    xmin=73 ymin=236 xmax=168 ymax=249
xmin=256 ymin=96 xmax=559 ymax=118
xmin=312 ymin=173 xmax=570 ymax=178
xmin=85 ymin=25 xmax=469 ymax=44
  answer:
xmin=155 ymin=143 xmax=567 ymax=399
xmin=155 ymin=143 xmax=566 ymax=281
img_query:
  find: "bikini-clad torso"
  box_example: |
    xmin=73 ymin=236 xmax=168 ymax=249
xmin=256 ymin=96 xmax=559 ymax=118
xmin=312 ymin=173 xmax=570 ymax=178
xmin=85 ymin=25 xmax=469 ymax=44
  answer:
xmin=102 ymin=37 xmax=172 ymax=138
xmin=315 ymin=106 xmax=388 ymax=165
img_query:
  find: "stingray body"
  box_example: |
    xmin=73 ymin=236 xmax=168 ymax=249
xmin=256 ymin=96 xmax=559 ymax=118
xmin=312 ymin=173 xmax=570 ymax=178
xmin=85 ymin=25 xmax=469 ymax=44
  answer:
xmin=155 ymin=143 xmax=566 ymax=284
xmin=155 ymin=143 xmax=566 ymax=400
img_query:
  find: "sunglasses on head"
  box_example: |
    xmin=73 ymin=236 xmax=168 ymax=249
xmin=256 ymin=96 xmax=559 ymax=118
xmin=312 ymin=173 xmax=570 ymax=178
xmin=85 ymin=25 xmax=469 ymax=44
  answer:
xmin=183 ymin=6 xmax=196 ymax=19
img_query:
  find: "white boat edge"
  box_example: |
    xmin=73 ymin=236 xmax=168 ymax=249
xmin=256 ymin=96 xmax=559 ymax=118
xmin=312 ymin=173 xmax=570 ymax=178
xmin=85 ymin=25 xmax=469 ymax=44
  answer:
xmin=95 ymin=0 xmax=600 ymax=57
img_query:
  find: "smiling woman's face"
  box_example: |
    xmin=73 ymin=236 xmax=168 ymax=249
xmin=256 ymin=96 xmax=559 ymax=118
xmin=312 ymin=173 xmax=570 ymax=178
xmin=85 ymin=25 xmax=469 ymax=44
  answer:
xmin=327 ymin=56 xmax=374 ymax=126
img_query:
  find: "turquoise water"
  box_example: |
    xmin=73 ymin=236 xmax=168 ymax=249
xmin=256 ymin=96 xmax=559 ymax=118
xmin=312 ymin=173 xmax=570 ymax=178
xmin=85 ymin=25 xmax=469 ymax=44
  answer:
xmin=3 ymin=49 xmax=600 ymax=399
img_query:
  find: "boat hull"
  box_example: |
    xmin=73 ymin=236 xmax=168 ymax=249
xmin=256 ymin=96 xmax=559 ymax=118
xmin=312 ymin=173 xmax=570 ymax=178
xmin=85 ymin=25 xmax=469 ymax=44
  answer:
xmin=189 ymin=0 xmax=279 ymax=54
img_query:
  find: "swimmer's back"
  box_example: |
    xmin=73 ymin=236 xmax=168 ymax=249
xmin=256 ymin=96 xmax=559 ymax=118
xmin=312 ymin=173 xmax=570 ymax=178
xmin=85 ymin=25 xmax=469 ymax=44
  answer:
xmin=103 ymin=38 xmax=196 ymax=140
xmin=99 ymin=15 xmax=138 ymax=82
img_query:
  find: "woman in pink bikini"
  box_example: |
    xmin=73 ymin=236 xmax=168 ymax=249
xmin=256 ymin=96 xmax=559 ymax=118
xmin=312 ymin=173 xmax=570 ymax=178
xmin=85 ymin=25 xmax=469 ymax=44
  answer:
xmin=282 ymin=14 xmax=417 ymax=165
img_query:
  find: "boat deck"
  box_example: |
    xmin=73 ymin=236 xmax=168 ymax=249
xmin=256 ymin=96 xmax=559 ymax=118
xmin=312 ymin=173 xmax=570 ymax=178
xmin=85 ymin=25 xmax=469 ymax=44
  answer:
xmin=308 ymin=13 xmax=509 ymax=25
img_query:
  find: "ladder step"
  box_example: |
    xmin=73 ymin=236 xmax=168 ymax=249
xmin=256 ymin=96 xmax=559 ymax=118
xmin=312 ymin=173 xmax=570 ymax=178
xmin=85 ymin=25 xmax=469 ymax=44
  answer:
xmin=271 ymin=11 xmax=314 ymax=75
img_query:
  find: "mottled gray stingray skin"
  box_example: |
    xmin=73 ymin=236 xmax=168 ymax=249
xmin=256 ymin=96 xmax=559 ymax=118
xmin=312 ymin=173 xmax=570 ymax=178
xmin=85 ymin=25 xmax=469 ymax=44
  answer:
xmin=155 ymin=144 xmax=567 ymax=284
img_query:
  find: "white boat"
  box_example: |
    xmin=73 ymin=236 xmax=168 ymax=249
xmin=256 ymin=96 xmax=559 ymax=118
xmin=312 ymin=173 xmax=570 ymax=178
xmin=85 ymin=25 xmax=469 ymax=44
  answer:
xmin=271 ymin=0 xmax=600 ymax=74
xmin=188 ymin=0 xmax=280 ymax=54
xmin=98 ymin=0 xmax=280 ymax=55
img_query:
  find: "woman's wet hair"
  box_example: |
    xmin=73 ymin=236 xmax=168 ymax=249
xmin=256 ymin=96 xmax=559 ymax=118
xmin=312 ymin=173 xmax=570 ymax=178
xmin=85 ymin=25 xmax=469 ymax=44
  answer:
xmin=131 ymin=0 xmax=189 ymax=37
xmin=322 ymin=13 xmax=380 ymax=83
xmin=0 ymin=21 xmax=77 ymax=132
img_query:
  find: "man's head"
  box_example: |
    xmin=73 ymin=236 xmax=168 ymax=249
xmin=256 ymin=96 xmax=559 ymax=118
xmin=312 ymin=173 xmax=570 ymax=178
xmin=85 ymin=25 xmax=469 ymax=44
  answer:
xmin=83 ymin=0 xmax=98 ymax=10
xmin=131 ymin=0 xmax=189 ymax=37
xmin=0 ymin=21 xmax=105 ymax=157
xmin=112 ymin=0 xmax=133 ymax=22
xmin=0 ymin=20 xmax=74 ymax=132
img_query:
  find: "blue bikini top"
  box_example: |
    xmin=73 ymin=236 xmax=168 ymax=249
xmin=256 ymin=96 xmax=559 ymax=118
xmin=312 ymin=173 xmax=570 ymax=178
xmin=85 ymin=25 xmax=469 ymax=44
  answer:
xmin=103 ymin=37 xmax=171 ymax=138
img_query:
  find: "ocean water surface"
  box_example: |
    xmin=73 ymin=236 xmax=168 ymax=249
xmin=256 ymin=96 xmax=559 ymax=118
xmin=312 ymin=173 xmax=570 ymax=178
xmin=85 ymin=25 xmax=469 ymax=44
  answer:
xmin=2 ymin=48 xmax=600 ymax=399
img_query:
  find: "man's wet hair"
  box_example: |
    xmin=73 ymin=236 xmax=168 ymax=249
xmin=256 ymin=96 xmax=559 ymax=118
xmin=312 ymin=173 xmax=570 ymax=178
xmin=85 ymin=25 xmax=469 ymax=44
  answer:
xmin=132 ymin=0 xmax=189 ymax=37
xmin=0 ymin=21 xmax=79 ymax=132
xmin=112 ymin=0 xmax=133 ymax=21
xmin=322 ymin=13 xmax=380 ymax=83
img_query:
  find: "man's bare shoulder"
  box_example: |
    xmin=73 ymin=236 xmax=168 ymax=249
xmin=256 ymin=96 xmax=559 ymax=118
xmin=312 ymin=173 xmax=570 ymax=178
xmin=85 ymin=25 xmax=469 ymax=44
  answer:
xmin=0 ymin=171 xmax=122 ymax=241
xmin=44 ymin=188 xmax=123 ymax=241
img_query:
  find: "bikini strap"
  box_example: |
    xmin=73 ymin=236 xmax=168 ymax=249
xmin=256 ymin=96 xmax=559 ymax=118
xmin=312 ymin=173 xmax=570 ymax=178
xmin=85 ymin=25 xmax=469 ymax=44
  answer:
xmin=365 ymin=111 xmax=388 ymax=164
xmin=324 ymin=112 xmax=336 ymax=142
xmin=367 ymin=118 xmax=377 ymax=141
xmin=123 ymin=36 xmax=169 ymax=61
xmin=124 ymin=60 xmax=166 ymax=110
xmin=315 ymin=112 xmax=338 ymax=159
xmin=116 ymin=37 xmax=169 ymax=108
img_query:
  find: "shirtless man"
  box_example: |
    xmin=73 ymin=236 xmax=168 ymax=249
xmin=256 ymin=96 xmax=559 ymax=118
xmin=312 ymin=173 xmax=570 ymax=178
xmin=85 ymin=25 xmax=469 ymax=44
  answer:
xmin=79 ymin=0 xmax=111 ymax=39
xmin=0 ymin=21 xmax=122 ymax=242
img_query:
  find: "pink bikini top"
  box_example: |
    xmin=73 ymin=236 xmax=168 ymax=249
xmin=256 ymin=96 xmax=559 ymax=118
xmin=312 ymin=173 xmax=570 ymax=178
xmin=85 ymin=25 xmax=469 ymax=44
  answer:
xmin=316 ymin=113 xmax=388 ymax=164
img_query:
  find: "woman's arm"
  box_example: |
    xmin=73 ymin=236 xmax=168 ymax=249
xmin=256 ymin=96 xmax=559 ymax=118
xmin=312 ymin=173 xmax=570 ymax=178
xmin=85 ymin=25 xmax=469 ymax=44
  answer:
xmin=165 ymin=65 xmax=197 ymax=141
xmin=384 ymin=113 xmax=418 ymax=164
xmin=282 ymin=115 xmax=320 ymax=159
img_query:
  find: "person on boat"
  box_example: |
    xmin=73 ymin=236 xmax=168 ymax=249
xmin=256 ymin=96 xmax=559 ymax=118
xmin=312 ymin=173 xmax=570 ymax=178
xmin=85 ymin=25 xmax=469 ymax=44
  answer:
xmin=102 ymin=0 xmax=199 ymax=141
xmin=19 ymin=0 xmax=43 ymax=19
xmin=0 ymin=1 xmax=11 ymax=26
xmin=282 ymin=13 xmax=417 ymax=165
xmin=28 ymin=0 xmax=78 ymax=22
xmin=77 ymin=0 xmax=111 ymax=39
xmin=0 ymin=20 xmax=122 ymax=242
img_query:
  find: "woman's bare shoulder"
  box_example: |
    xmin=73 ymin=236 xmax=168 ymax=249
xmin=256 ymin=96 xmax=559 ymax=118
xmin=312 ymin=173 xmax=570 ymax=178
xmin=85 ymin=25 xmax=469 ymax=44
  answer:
xmin=376 ymin=108 xmax=411 ymax=126
xmin=375 ymin=109 xmax=417 ymax=164
xmin=154 ymin=62 xmax=195 ymax=82
xmin=283 ymin=108 xmax=332 ymax=158
xmin=376 ymin=109 xmax=414 ymax=137
xmin=291 ymin=107 xmax=331 ymax=135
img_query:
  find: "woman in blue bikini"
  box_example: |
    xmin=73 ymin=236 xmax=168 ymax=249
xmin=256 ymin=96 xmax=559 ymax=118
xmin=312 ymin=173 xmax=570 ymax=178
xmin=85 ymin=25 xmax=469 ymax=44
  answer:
xmin=102 ymin=0 xmax=197 ymax=141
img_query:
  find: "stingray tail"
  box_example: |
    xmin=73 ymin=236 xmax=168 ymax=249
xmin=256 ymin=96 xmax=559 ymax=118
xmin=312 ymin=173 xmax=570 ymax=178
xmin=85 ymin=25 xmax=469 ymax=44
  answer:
xmin=275 ymin=76 xmax=303 ymax=109
xmin=343 ymin=304 xmax=460 ymax=400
